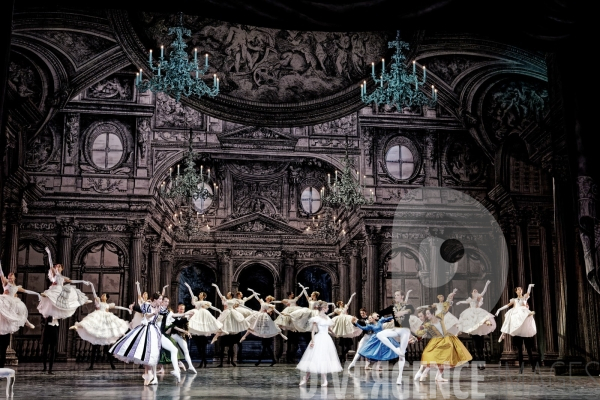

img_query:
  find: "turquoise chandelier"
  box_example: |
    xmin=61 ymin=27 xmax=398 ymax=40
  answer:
xmin=322 ymin=136 xmax=373 ymax=209
xmin=360 ymin=31 xmax=436 ymax=109
xmin=136 ymin=13 xmax=219 ymax=102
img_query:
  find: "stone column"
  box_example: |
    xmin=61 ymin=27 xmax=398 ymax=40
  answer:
xmin=282 ymin=250 xmax=297 ymax=297
xmin=349 ymin=242 xmax=361 ymax=316
xmin=147 ymin=236 xmax=162 ymax=295
xmin=217 ymin=249 xmax=232 ymax=294
xmin=56 ymin=219 xmax=75 ymax=357
xmin=6 ymin=209 xmax=21 ymax=273
xmin=537 ymin=213 xmax=558 ymax=362
xmin=364 ymin=228 xmax=379 ymax=313
xmin=338 ymin=251 xmax=349 ymax=306
xmin=160 ymin=247 xmax=174 ymax=298
xmin=129 ymin=220 xmax=146 ymax=303
xmin=499 ymin=215 xmax=516 ymax=363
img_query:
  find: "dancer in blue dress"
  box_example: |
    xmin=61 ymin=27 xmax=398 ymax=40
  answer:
xmin=353 ymin=313 xmax=399 ymax=371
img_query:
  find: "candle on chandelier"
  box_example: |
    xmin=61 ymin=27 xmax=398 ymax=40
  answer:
xmin=216 ymin=77 xmax=219 ymax=90
xmin=207 ymin=168 xmax=210 ymax=180
xmin=195 ymin=70 xmax=198 ymax=79
xmin=363 ymin=81 xmax=366 ymax=96
xmin=434 ymin=89 xmax=438 ymax=100
xmin=197 ymin=211 xmax=199 ymax=220
xmin=201 ymin=165 xmax=203 ymax=176
xmin=139 ymin=69 xmax=143 ymax=82
xmin=372 ymin=62 xmax=375 ymax=76
xmin=413 ymin=60 xmax=416 ymax=74
xmin=160 ymin=45 xmax=164 ymax=58
xmin=381 ymin=75 xmax=383 ymax=87
xmin=149 ymin=49 xmax=152 ymax=64
xmin=205 ymin=54 xmax=208 ymax=68
xmin=335 ymin=170 xmax=338 ymax=181
xmin=432 ymin=85 xmax=435 ymax=96
xmin=423 ymin=66 xmax=426 ymax=81
xmin=381 ymin=58 xmax=385 ymax=73
xmin=360 ymin=83 xmax=363 ymax=96
xmin=169 ymin=167 xmax=172 ymax=178
xmin=194 ymin=48 xmax=197 ymax=64
xmin=370 ymin=189 xmax=374 ymax=200
xmin=177 ymin=164 xmax=180 ymax=175
xmin=135 ymin=72 xmax=139 ymax=84
xmin=213 ymin=74 xmax=216 ymax=87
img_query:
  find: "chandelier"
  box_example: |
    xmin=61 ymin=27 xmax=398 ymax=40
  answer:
xmin=136 ymin=13 xmax=219 ymax=103
xmin=322 ymin=136 xmax=373 ymax=209
xmin=169 ymin=207 xmax=212 ymax=241
xmin=360 ymin=31 xmax=437 ymax=109
xmin=305 ymin=207 xmax=344 ymax=243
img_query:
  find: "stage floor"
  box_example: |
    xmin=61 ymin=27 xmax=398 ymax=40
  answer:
xmin=3 ymin=361 xmax=600 ymax=399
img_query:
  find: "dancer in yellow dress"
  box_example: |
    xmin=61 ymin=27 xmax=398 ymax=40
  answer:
xmin=416 ymin=303 xmax=472 ymax=382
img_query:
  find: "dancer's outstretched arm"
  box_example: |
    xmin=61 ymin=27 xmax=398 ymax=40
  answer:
xmin=295 ymin=287 xmax=308 ymax=302
xmin=480 ymin=280 xmax=491 ymax=297
xmin=211 ymin=283 xmax=226 ymax=302
xmin=454 ymin=300 xmax=469 ymax=305
xmin=298 ymin=283 xmax=310 ymax=302
xmin=447 ymin=288 xmax=458 ymax=302
xmin=113 ymin=305 xmax=133 ymax=314
xmin=18 ymin=287 xmax=42 ymax=299
xmin=184 ymin=282 xmax=198 ymax=303
xmin=524 ymin=284 xmax=535 ymax=298
xmin=495 ymin=299 xmax=515 ymax=316
xmin=345 ymin=292 xmax=356 ymax=309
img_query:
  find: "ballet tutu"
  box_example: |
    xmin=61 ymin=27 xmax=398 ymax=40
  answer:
xmin=458 ymin=308 xmax=496 ymax=336
xmin=359 ymin=335 xmax=399 ymax=361
xmin=0 ymin=295 xmax=29 ymax=335
xmin=236 ymin=306 xmax=255 ymax=319
xmin=245 ymin=312 xmax=281 ymax=338
xmin=274 ymin=305 xmax=301 ymax=330
xmin=158 ymin=336 xmax=184 ymax=364
xmin=129 ymin=312 xmax=144 ymax=330
xmin=331 ymin=314 xmax=361 ymax=338
xmin=421 ymin=336 xmax=472 ymax=367
xmin=441 ymin=312 xmax=460 ymax=335
xmin=218 ymin=308 xmax=249 ymax=334
xmin=500 ymin=307 xmax=537 ymax=337
xmin=38 ymin=284 xmax=90 ymax=319
xmin=188 ymin=308 xmax=224 ymax=335
xmin=73 ymin=309 xmax=130 ymax=345
xmin=110 ymin=320 xmax=162 ymax=366
xmin=289 ymin=307 xmax=319 ymax=332
xmin=296 ymin=321 xmax=342 ymax=374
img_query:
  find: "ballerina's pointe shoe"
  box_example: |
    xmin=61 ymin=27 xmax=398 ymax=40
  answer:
xmin=26 ymin=322 xmax=35 ymax=329
xmin=435 ymin=373 xmax=448 ymax=382
xmin=69 ymin=325 xmax=77 ymax=330
xmin=150 ymin=376 xmax=158 ymax=385
xmin=420 ymin=372 xmax=429 ymax=381
xmin=178 ymin=361 xmax=186 ymax=371
xmin=171 ymin=370 xmax=181 ymax=383
xmin=414 ymin=371 xmax=422 ymax=381
xmin=188 ymin=366 xmax=197 ymax=374
xmin=321 ymin=381 xmax=328 ymax=387
xmin=299 ymin=378 xmax=307 ymax=386
xmin=396 ymin=375 xmax=403 ymax=385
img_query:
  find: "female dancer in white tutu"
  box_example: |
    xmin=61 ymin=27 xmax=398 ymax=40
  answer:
xmin=455 ymin=281 xmax=495 ymax=369
xmin=431 ymin=288 xmax=460 ymax=335
xmin=239 ymin=294 xmax=287 ymax=343
xmin=129 ymin=282 xmax=148 ymax=330
xmin=496 ymin=284 xmax=538 ymax=373
xmin=70 ymin=283 xmax=131 ymax=370
xmin=210 ymin=283 xmax=249 ymax=344
xmin=184 ymin=282 xmax=227 ymax=336
xmin=297 ymin=300 xmax=342 ymax=387
xmin=234 ymin=290 xmax=259 ymax=319
xmin=38 ymin=247 xmax=91 ymax=320
xmin=329 ymin=293 xmax=360 ymax=362
xmin=1 ymin=266 xmax=39 ymax=334
xmin=274 ymin=287 xmax=307 ymax=331
xmin=110 ymin=292 xmax=163 ymax=385
xmin=289 ymin=284 xmax=321 ymax=332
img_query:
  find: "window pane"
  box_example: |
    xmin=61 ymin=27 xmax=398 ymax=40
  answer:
xmin=27 ymin=273 xmax=46 ymax=293
xmin=403 ymin=252 xmax=418 ymax=272
xmin=385 ymin=145 xmax=399 ymax=162
xmin=400 ymin=145 xmax=414 ymax=162
xmin=85 ymin=251 xmax=102 ymax=267
xmin=107 ymin=133 xmax=123 ymax=150
xmin=28 ymin=245 xmax=45 ymax=266
xmin=193 ymin=184 xmax=214 ymax=212
xmin=104 ymin=248 xmax=119 ymax=267
xmin=92 ymin=133 xmax=123 ymax=169
xmin=92 ymin=134 xmax=107 ymax=150
xmin=92 ymin=150 xmax=107 ymax=169
xmin=401 ymin=162 xmax=414 ymax=179
xmin=301 ymin=187 xmax=321 ymax=214
xmin=405 ymin=279 xmax=421 ymax=308
xmin=105 ymin=149 xmax=123 ymax=168
xmin=102 ymin=274 xmax=121 ymax=293
xmin=386 ymin=161 xmax=400 ymax=179
xmin=388 ymin=253 xmax=402 ymax=273
xmin=18 ymin=247 xmax=26 ymax=265
xmin=83 ymin=273 xmax=99 ymax=293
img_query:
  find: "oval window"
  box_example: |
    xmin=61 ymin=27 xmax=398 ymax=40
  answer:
xmin=91 ymin=132 xmax=124 ymax=169
xmin=300 ymin=186 xmax=321 ymax=214
xmin=385 ymin=145 xmax=415 ymax=179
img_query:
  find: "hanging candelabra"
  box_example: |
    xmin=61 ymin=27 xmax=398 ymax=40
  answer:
xmin=305 ymin=207 xmax=344 ymax=243
xmin=360 ymin=31 xmax=437 ymax=110
xmin=136 ymin=12 xmax=219 ymax=103
xmin=168 ymin=207 xmax=212 ymax=241
xmin=322 ymin=135 xmax=374 ymax=209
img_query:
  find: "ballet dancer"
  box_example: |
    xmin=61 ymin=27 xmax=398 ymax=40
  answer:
xmin=412 ymin=308 xmax=432 ymax=381
xmin=297 ymin=300 xmax=342 ymax=387
xmin=211 ymin=283 xmax=248 ymax=367
xmin=376 ymin=290 xmax=415 ymax=384
xmin=38 ymin=247 xmax=91 ymax=320
xmin=455 ymin=281 xmax=495 ymax=369
xmin=164 ymin=303 xmax=197 ymax=374
xmin=40 ymin=316 xmax=59 ymax=374
xmin=347 ymin=308 xmax=370 ymax=370
xmin=129 ymin=282 xmax=149 ymax=330
xmin=234 ymin=290 xmax=260 ymax=319
xmin=495 ymin=284 xmax=539 ymax=373
xmin=414 ymin=305 xmax=472 ymax=382
xmin=352 ymin=313 xmax=400 ymax=371
xmin=329 ymin=293 xmax=360 ymax=362
xmin=69 ymin=283 xmax=131 ymax=370
xmin=274 ymin=288 xmax=307 ymax=331
xmin=289 ymin=284 xmax=321 ymax=332
xmin=431 ymin=288 xmax=460 ymax=335
xmin=155 ymin=295 xmax=185 ymax=382
xmin=110 ymin=292 xmax=163 ymax=385
xmin=1 ymin=267 xmax=39 ymax=334
xmin=239 ymin=294 xmax=288 ymax=344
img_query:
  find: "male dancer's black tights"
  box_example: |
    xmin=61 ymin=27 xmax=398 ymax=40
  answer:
xmin=193 ymin=335 xmax=208 ymax=367
xmin=513 ymin=336 xmax=538 ymax=372
xmin=0 ymin=334 xmax=10 ymax=368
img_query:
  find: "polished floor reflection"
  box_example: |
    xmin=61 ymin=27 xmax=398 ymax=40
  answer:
xmin=3 ymin=361 xmax=600 ymax=399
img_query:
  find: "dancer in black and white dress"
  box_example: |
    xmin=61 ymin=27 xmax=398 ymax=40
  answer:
xmin=496 ymin=284 xmax=539 ymax=373
xmin=297 ymin=300 xmax=342 ymax=387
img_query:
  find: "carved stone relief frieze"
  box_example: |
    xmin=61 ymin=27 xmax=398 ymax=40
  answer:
xmin=312 ymin=113 xmax=357 ymax=136
xmin=26 ymin=30 xmax=115 ymax=67
xmin=86 ymin=74 xmax=134 ymax=101
xmin=25 ymin=119 xmax=60 ymax=172
xmin=81 ymin=178 xmax=127 ymax=194
xmin=229 ymin=161 xmax=289 ymax=177
xmin=64 ymin=113 xmax=79 ymax=163
xmin=420 ymin=55 xmax=491 ymax=85
xmin=154 ymin=92 xmax=204 ymax=129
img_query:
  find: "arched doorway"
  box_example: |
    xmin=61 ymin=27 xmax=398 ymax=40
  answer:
xmin=296 ymin=266 xmax=332 ymax=307
xmin=178 ymin=263 xmax=217 ymax=309
xmin=235 ymin=263 xmax=276 ymax=362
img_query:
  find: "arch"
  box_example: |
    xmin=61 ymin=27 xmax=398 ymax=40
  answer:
xmin=18 ymin=235 xmax=56 ymax=263
xmin=295 ymin=263 xmax=339 ymax=286
xmin=233 ymin=259 xmax=280 ymax=284
xmin=177 ymin=262 xmax=218 ymax=308
xmin=73 ymin=238 xmax=129 ymax=267
xmin=295 ymin=264 xmax=335 ymax=304
xmin=383 ymin=244 xmax=427 ymax=273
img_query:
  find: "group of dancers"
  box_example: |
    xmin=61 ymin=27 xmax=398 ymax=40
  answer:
xmin=1 ymin=248 xmax=541 ymax=386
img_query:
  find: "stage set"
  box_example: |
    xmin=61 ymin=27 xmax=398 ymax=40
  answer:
xmin=0 ymin=0 xmax=598 ymax=399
